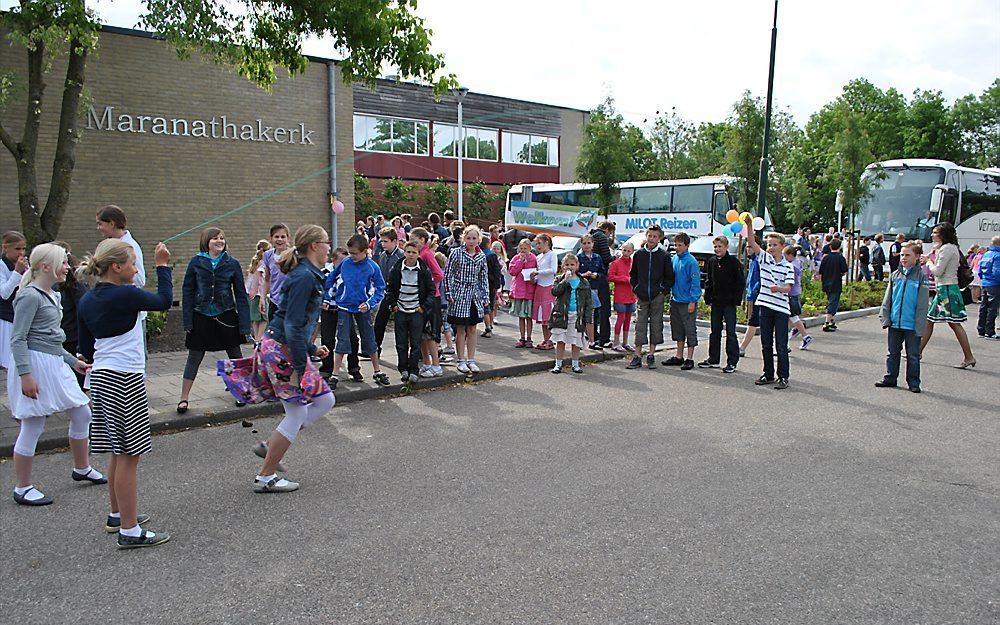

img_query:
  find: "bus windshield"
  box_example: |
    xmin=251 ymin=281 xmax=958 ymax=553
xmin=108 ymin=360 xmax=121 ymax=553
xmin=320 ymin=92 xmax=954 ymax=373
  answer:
xmin=857 ymin=167 xmax=945 ymax=239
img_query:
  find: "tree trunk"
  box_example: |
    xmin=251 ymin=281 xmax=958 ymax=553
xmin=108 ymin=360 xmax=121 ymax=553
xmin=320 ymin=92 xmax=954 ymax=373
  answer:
xmin=14 ymin=42 xmax=46 ymax=244
xmin=41 ymin=39 xmax=88 ymax=240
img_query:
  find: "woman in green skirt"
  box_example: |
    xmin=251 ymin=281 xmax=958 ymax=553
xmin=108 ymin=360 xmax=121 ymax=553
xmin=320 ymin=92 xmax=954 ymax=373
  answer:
xmin=920 ymin=222 xmax=976 ymax=369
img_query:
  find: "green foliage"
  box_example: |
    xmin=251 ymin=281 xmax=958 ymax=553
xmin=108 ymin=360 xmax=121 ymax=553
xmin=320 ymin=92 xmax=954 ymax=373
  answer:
xmin=820 ymin=106 xmax=877 ymax=221
xmin=354 ymin=172 xmax=375 ymax=217
xmin=950 ymin=79 xmax=1000 ymax=169
xmin=576 ymin=97 xmax=637 ymax=215
xmin=422 ymin=178 xmax=454 ymax=214
xmin=465 ymin=180 xmax=498 ymax=219
xmin=146 ymin=310 xmax=168 ymax=338
xmin=382 ymin=177 xmax=416 ymax=214
xmin=649 ymin=108 xmax=697 ymax=179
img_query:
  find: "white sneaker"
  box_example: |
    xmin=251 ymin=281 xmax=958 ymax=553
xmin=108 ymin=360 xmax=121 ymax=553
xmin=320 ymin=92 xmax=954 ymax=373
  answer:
xmin=467 ymin=360 xmax=481 ymax=373
xmin=419 ymin=366 xmax=436 ymax=378
xmin=456 ymin=361 xmax=471 ymax=374
xmin=253 ymin=477 xmax=300 ymax=493
xmin=431 ymin=365 xmax=444 ymax=377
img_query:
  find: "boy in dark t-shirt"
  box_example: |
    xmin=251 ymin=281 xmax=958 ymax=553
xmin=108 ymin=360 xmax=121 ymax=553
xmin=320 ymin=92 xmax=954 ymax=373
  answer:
xmin=819 ymin=239 xmax=849 ymax=332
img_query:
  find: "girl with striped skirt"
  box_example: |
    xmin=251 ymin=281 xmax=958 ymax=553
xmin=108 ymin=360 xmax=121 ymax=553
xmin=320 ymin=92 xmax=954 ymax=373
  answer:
xmin=78 ymin=238 xmax=173 ymax=549
xmin=8 ymin=244 xmax=103 ymax=507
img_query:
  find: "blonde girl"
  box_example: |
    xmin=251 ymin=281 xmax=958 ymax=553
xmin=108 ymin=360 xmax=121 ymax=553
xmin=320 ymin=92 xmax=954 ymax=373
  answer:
xmin=508 ymin=238 xmax=537 ymax=347
xmin=246 ymin=239 xmax=272 ymax=339
xmin=1 ymin=231 xmax=29 ymax=368
xmin=531 ymin=233 xmax=558 ymax=350
xmin=549 ymin=254 xmax=593 ymax=374
xmin=444 ymin=225 xmax=490 ymax=373
xmin=8 ymin=244 xmax=101 ymax=507
xmin=77 ymin=238 xmax=173 ymax=548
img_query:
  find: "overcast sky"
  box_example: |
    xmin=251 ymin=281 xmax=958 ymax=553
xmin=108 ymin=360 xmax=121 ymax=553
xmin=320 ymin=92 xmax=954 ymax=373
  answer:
xmin=4 ymin=0 xmax=998 ymax=127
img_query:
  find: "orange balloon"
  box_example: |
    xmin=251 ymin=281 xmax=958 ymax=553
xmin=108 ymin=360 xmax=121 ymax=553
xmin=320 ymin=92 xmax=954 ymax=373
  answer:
xmin=726 ymin=210 xmax=739 ymax=223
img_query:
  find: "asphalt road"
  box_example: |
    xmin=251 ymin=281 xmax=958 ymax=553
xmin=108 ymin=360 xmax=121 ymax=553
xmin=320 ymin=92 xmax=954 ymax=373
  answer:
xmin=2 ymin=317 xmax=998 ymax=625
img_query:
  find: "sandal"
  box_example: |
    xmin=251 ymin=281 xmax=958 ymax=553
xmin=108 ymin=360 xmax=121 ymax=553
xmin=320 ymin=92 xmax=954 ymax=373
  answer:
xmin=176 ymin=400 xmax=189 ymax=414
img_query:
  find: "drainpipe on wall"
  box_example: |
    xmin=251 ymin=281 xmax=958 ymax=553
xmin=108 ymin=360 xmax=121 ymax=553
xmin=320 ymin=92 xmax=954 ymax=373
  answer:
xmin=327 ymin=61 xmax=338 ymax=247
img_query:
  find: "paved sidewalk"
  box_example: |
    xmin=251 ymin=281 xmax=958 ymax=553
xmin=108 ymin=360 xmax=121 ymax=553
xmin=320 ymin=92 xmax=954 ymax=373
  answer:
xmin=1 ymin=310 xmax=629 ymax=455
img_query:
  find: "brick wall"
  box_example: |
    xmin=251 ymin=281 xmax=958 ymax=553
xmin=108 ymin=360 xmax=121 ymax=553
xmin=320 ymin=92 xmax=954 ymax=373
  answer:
xmin=0 ymin=27 xmax=356 ymax=288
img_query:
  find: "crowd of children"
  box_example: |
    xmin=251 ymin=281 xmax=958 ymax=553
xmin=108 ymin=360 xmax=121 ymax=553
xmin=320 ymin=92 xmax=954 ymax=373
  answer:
xmin=3 ymin=205 xmax=998 ymax=551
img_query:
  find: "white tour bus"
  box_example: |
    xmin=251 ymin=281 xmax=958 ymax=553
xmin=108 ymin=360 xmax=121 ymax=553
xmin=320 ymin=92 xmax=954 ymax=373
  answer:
xmin=857 ymin=159 xmax=1000 ymax=250
xmin=505 ymin=176 xmax=772 ymax=243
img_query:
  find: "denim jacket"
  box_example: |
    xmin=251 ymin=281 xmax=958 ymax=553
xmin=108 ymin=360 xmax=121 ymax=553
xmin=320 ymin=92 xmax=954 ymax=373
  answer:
xmin=182 ymin=252 xmax=251 ymax=335
xmin=265 ymin=258 xmax=325 ymax=374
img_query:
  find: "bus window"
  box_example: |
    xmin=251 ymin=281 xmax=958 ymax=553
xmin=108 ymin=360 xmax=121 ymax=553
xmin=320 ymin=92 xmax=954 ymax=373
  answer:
xmin=672 ymin=184 xmax=713 ymax=213
xmin=633 ymin=186 xmax=671 ymax=213
xmin=960 ymin=171 xmax=1000 ymax=222
xmin=569 ymin=189 xmax=599 ymax=209
xmin=713 ymin=191 xmax=731 ymax=224
xmin=534 ymin=190 xmax=567 ymax=205
xmin=615 ymin=188 xmax=634 ymax=214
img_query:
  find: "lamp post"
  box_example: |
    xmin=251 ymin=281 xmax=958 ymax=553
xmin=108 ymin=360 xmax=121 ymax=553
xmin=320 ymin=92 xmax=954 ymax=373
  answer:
xmin=455 ymin=86 xmax=469 ymax=222
xmin=755 ymin=0 xmax=778 ymax=220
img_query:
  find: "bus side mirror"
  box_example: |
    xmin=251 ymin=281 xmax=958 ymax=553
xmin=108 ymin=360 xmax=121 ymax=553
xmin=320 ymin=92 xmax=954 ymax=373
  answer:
xmin=929 ymin=184 xmax=948 ymax=214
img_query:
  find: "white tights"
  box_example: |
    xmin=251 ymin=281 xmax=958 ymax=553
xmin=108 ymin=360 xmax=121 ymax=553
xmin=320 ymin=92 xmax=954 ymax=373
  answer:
xmin=13 ymin=405 xmax=92 ymax=457
xmin=275 ymin=393 xmax=336 ymax=443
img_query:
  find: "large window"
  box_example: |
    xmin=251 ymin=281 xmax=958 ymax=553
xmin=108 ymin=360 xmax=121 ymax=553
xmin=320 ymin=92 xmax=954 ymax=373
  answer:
xmin=354 ymin=114 xmax=429 ymax=155
xmin=501 ymin=131 xmax=559 ymax=166
xmin=633 ymin=186 xmax=672 ymax=213
xmin=671 ymin=184 xmax=713 ymax=213
xmin=960 ymin=170 xmax=1000 ymax=222
xmin=433 ymin=124 xmax=498 ymax=161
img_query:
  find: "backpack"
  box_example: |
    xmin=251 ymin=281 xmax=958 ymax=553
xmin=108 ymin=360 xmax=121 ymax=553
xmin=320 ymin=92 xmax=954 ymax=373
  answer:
xmin=957 ymin=252 xmax=974 ymax=290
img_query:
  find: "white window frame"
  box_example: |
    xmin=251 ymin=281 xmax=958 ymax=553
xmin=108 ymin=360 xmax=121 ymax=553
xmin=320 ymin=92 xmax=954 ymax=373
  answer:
xmin=353 ymin=113 xmax=430 ymax=156
xmin=432 ymin=123 xmax=499 ymax=162
xmin=501 ymin=131 xmax=559 ymax=167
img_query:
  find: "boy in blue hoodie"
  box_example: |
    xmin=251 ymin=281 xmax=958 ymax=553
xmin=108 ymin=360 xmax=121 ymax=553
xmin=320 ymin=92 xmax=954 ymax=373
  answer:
xmin=877 ymin=241 xmax=929 ymax=392
xmin=330 ymin=234 xmax=389 ymax=387
xmin=978 ymin=235 xmax=1000 ymax=339
xmin=662 ymin=232 xmax=703 ymax=370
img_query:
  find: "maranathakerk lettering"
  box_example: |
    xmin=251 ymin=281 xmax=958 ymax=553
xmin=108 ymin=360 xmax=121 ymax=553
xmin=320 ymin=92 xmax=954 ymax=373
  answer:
xmin=86 ymin=105 xmax=315 ymax=145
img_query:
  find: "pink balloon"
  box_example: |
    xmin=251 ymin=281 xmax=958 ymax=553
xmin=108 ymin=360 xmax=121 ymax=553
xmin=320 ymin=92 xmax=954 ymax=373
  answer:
xmin=332 ymin=199 xmax=345 ymax=215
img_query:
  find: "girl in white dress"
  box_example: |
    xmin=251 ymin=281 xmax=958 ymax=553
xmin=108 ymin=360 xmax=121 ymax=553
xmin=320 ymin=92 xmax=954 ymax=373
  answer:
xmin=8 ymin=243 xmax=103 ymax=506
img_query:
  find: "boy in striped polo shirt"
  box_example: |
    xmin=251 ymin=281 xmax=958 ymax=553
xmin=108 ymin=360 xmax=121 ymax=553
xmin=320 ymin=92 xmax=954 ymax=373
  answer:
xmin=744 ymin=216 xmax=795 ymax=389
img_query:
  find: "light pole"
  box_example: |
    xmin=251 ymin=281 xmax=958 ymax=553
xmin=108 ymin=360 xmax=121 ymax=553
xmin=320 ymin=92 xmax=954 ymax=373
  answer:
xmin=455 ymin=86 xmax=469 ymax=222
xmin=755 ymin=0 xmax=778 ymax=220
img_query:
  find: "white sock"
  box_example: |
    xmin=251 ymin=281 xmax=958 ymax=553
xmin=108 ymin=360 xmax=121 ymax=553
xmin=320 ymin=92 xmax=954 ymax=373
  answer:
xmin=14 ymin=485 xmax=45 ymax=501
xmin=572 ymin=359 xmax=580 ymax=368
xmin=74 ymin=466 xmax=103 ymax=480
xmin=109 ymin=512 xmax=121 ymax=519
xmin=256 ymin=473 xmax=277 ymax=483
xmin=119 ymin=525 xmax=152 ymax=538
xmin=554 ymin=359 xmax=563 ymax=368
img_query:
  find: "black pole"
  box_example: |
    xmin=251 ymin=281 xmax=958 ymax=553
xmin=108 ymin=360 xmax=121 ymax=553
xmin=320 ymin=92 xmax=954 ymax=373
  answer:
xmin=756 ymin=0 xmax=778 ymax=219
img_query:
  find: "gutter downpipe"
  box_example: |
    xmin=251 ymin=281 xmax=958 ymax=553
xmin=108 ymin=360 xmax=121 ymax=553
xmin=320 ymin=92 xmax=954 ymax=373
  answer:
xmin=328 ymin=62 xmax=338 ymax=247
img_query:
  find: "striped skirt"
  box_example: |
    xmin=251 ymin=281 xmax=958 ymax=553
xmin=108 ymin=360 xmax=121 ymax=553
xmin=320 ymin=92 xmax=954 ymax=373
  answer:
xmin=89 ymin=369 xmax=152 ymax=455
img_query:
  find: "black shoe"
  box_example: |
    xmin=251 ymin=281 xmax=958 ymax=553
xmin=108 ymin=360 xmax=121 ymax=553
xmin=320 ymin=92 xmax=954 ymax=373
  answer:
xmin=822 ymin=324 xmax=835 ymax=332
xmin=589 ymin=342 xmax=603 ymax=350
xmin=874 ymin=381 xmax=897 ymax=388
xmin=755 ymin=375 xmax=775 ymax=386
xmin=626 ymin=356 xmax=643 ymax=370
xmin=350 ymin=370 xmax=364 ymax=382
xmin=697 ymin=359 xmax=720 ymax=369
xmin=572 ymin=365 xmax=584 ymax=374
xmin=328 ymin=377 xmax=339 ymax=391
xmin=72 ymin=468 xmax=108 ymax=485
xmin=373 ymin=372 xmax=391 ymax=386
xmin=680 ymin=359 xmax=694 ymax=370
xmin=908 ymin=386 xmax=921 ymax=393
xmin=661 ymin=356 xmax=684 ymax=366
xmin=235 ymin=400 xmax=247 ymax=407
xmin=12 ymin=487 xmax=53 ymax=506
xmin=176 ymin=400 xmax=189 ymax=414
xmin=601 ymin=341 xmax=615 ymax=349
xmin=400 ymin=371 xmax=410 ymax=383
xmin=774 ymin=378 xmax=789 ymax=390
xmin=722 ymin=364 xmax=737 ymax=373
xmin=646 ymin=354 xmax=657 ymax=369
xmin=117 ymin=529 xmax=170 ymax=549
xmin=739 ymin=349 xmax=746 ymax=358
xmin=106 ymin=513 xmax=151 ymax=533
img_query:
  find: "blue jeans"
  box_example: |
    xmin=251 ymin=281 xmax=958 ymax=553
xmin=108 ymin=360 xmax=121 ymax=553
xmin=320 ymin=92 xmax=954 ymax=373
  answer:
xmin=337 ymin=310 xmax=377 ymax=356
xmin=859 ymin=264 xmax=871 ymax=281
xmin=758 ymin=306 xmax=789 ymax=380
xmin=978 ymin=285 xmax=999 ymax=336
xmin=825 ymin=290 xmax=842 ymax=315
xmin=884 ymin=327 xmax=920 ymax=389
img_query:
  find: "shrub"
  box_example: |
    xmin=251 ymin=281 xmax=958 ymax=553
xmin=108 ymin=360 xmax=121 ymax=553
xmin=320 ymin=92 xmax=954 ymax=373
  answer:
xmin=146 ymin=310 xmax=168 ymax=337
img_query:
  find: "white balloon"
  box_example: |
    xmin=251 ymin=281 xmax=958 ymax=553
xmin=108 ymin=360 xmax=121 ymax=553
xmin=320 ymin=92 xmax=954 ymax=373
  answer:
xmin=752 ymin=216 xmax=765 ymax=230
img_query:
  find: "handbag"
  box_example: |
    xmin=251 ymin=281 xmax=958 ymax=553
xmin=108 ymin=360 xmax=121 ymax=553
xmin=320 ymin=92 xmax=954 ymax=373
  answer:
xmin=957 ymin=252 xmax=974 ymax=290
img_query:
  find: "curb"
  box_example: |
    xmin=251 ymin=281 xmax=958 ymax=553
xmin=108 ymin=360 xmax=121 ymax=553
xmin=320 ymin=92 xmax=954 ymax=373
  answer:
xmin=2 ymin=350 xmax=626 ymax=457
xmin=695 ymin=306 xmax=880 ymax=333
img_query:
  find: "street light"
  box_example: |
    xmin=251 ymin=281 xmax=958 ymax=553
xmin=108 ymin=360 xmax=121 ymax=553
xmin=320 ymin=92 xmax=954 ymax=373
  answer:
xmin=455 ymin=86 xmax=469 ymax=222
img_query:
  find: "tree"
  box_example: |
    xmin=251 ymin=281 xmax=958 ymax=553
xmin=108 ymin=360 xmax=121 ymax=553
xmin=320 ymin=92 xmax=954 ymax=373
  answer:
xmin=821 ymin=106 xmax=876 ymax=222
xmin=648 ymin=108 xmax=698 ymax=179
xmin=381 ymin=177 xmax=416 ymax=215
xmin=1 ymin=1 xmax=456 ymax=244
xmin=903 ymin=89 xmax=961 ymax=161
xmin=576 ymin=96 xmax=631 ymax=216
xmin=623 ymin=124 xmax=659 ymax=181
xmin=465 ymin=180 xmax=498 ymax=220
xmin=951 ymin=79 xmax=1000 ymax=169
xmin=689 ymin=121 xmax=729 ymax=175
xmin=422 ymin=178 xmax=453 ymax=215
xmin=354 ymin=172 xmax=375 ymax=218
